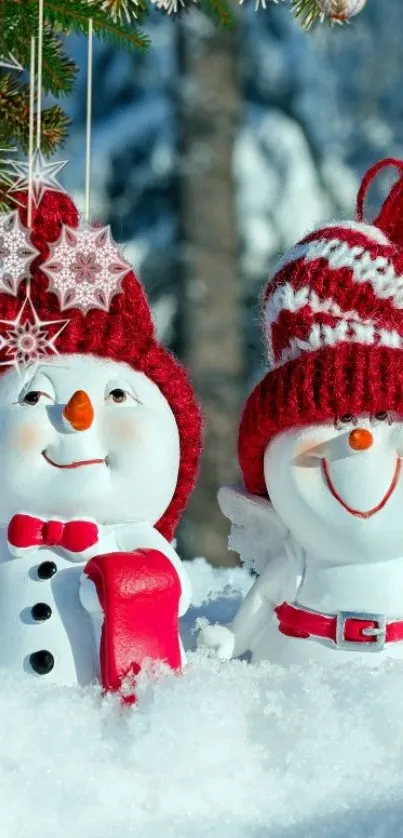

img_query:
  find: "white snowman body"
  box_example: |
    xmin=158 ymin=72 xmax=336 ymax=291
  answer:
xmin=0 ymin=354 xmax=191 ymax=686
xmin=199 ymin=411 xmax=403 ymax=666
xmin=0 ymin=547 xmax=95 ymax=685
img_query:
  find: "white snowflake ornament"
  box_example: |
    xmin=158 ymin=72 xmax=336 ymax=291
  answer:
xmin=0 ymin=296 xmax=69 ymax=379
xmin=41 ymin=224 xmax=132 ymax=314
xmin=0 ymin=212 xmax=39 ymax=296
xmin=4 ymin=149 xmax=68 ymax=209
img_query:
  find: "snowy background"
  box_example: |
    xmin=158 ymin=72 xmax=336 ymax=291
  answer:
xmin=2 ymin=558 xmax=403 ymax=838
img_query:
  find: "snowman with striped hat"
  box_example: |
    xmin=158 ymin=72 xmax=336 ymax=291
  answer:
xmin=0 ymin=190 xmax=201 ymax=697
xmin=199 ymin=158 xmax=403 ymax=666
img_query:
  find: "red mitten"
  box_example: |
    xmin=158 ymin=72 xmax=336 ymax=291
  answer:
xmin=84 ymin=549 xmax=182 ymax=699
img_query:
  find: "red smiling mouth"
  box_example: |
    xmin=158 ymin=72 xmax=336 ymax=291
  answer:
xmin=42 ymin=451 xmax=106 ymax=470
xmin=322 ymin=458 xmax=401 ymax=519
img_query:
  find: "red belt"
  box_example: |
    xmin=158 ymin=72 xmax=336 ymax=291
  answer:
xmin=274 ymin=602 xmax=403 ymax=651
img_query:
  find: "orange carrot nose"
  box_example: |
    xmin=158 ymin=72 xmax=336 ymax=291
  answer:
xmin=63 ymin=390 xmax=94 ymax=431
xmin=349 ymin=428 xmax=373 ymax=451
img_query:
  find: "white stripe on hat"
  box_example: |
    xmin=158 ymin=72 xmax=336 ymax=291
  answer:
xmin=264 ymin=283 xmax=365 ymax=328
xmin=263 ymin=283 xmax=368 ymax=369
xmin=270 ymin=221 xmax=390 ymax=278
xmin=267 ymin=237 xmax=403 ymax=309
xmin=276 ymin=320 xmax=403 ymax=368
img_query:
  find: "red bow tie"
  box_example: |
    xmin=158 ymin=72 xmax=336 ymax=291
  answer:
xmin=7 ymin=514 xmax=99 ymax=554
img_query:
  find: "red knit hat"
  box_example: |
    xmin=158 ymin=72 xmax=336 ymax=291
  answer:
xmin=0 ymin=190 xmax=202 ymax=541
xmin=239 ymin=158 xmax=403 ymax=496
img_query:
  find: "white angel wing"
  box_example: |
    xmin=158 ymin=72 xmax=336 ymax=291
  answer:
xmin=217 ymin=485 xmax=289 ymax=575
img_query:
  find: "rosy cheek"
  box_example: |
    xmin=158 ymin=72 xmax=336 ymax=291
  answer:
xmin=105 ymin=414 xmax=148 ymax=445
xmin=11 ymin=424 xmax=42 ymax=452
xmin=113 ymin=418 xmax=138 ymax=441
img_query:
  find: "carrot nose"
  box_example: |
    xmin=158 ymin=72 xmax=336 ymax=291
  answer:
xmin=63 ymin=390 xmax=94 ymax=432
xmin=349 ymin=428 xmax=373 ymax=451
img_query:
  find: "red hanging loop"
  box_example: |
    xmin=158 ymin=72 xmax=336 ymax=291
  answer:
xmin=356 ymin=157 xmax=403 ymax=222
xmin=356 ymin=157 xmax=403 ymax=248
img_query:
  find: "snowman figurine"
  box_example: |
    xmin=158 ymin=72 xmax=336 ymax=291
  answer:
xmin=0 ymin=190 xmax=201 ymax=696
xmin=199 ymin=157 xmax=403 ymax=666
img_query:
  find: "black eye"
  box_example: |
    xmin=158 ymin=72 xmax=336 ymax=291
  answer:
xmin=371 ymin=411 xmax=392 ymax=425
xmin=109 ymin=388 xmax=127 ymax=403
xmin=22 ymin=391 xmax=41 ymax=405
xmin=334 ymin=413 xmax=357 ymax=431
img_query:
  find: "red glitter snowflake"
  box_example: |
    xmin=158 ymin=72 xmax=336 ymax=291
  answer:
xmin=0 ymin=211 xmax=38 ymax=296
xmin=0 ymin=297 xmax=69 ymax=378
xmin=41 ymin=223 xmax=132 ymax=314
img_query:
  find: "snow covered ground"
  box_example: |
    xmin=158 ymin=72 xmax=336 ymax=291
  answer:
xmin=1 ymin=558 xmax=402 ymax=838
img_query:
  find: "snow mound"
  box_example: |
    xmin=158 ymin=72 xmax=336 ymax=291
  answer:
xmin=1 ymin=559 xmax=402 ymax=838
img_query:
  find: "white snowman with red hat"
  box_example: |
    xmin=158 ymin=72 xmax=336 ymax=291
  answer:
xmin=0 ymin=189 xmax=201 ymax=697
xmin=199 ymin=157 xmax=403 ymax=666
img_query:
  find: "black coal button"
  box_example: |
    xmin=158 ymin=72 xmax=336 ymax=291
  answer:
xmin=37 ymin=561 xmax=57 ymax=580
xmin=29 ymin=650 xmax=54 ymax=675
xmin=31 ymin=602 xmax=52 ymax=622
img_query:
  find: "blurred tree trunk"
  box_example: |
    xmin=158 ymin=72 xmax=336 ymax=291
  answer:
xmin=177 ymin=16 xmax=243 ymax=566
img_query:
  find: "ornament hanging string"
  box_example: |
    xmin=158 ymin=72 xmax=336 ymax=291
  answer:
xmin=27 ymin=36 xmax=36 ymax=232
xmin=85 ymin=18 xmax=93 ymax=223
xmin=36 ymin=0 xmax=44 ymax=150
xmin=27 ymin=0 xmax=44 ymax=230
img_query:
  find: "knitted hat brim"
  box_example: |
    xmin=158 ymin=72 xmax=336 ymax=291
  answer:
xmin=238 ymin=343 xmax=403 ymax=496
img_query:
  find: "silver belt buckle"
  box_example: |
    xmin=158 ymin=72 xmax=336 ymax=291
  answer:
xmin=336 ymin=610 xmax=387 ymax=652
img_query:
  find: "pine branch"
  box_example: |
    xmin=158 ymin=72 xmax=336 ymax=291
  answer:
xmin=0 ymin=74 xmax=69 ymax=153
xmin=17 ymin=30 xmax=77 ymax=96
xmin=0 ymin=181 xmax=13 ymax=213
xmin=42 ymin=0 xmax=150 ymax=52
xmin=0 ymin=0 xmax=150 ymax=54
xmin=291 ymin=0 xmax=322 ymax=27
xmin=0 ymin=131 xmax=19 ymax=212
xmin=198 ymin=0 xmax=235 ymax=26
xmin=42 ymin=32 xmax=77 ymax=95
xmin=0 ymin=1 xmax=33 ymax=56
xmin=0 ymin=3 xmax=77 ymax=95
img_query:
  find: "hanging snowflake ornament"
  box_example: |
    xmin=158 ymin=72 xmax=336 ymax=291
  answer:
xmin=0 ymin=297 xmax=69 ymax=380
xmin=4 ymin=149 xmax=68 ymax=209
xmin=292 ymin=0 xmax=366 ymax=27
xmin=0 ymin=211 xmax=39 ymax=296
xmin=41 ymin=224 xmax=132 ymax=314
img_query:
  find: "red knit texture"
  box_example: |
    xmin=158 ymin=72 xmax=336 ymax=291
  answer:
xmin=1 ymin=191 xmax=202 ymax=541
xmin=239 ymin=157 xmax=403 ymax=496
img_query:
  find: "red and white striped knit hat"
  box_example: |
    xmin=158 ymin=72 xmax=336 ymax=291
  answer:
xmin=239 ymin=158 xmax=403 ymax=495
